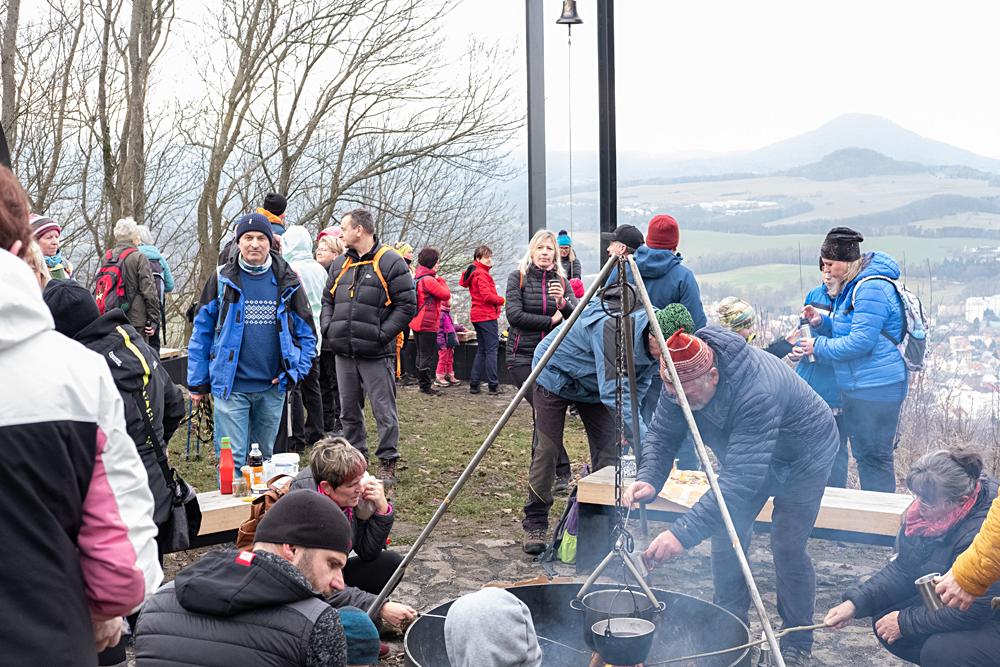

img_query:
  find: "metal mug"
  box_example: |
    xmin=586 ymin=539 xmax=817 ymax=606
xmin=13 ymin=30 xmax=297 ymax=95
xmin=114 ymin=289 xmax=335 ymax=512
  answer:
xmin=915 ymin=573 xmax=944 ymax=611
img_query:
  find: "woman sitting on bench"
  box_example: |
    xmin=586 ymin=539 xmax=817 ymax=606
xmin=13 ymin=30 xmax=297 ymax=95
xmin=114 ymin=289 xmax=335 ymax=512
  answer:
xmin=824 ymin=448 xmax=1000 ymax=666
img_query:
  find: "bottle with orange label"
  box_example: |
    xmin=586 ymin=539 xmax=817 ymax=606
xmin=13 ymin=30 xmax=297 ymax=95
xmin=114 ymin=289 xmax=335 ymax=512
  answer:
xmin=248 ymin=442 xmax=265 ymax=489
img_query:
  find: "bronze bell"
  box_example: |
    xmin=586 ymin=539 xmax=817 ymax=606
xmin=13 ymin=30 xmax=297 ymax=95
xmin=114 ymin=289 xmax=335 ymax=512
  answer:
xmin=556 ymin=0 xmax=583 ymax=26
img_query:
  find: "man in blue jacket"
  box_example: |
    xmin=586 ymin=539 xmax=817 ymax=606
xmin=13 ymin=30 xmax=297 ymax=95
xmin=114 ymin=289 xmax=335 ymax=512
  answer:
xmin=188 ymin=212 xmax=317 ymax=466
xmin=522 ymin=288 xmax=661 ymax=554
xmin=625 ymin=327 xmax=837 ymax=667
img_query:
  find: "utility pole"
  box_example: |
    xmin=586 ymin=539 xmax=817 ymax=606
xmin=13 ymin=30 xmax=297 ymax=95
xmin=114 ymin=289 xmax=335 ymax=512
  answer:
xmin=525 ymin=0 xmax=547 ymax=238
xmin=597 ymin=0 xmax=617 ymax=257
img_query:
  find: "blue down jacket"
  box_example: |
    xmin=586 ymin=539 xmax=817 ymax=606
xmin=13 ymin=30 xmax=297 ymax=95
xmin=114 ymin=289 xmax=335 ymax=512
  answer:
xmin=607 ymin=245 xmax=707 ymax=330
xmin=813 ymin=251 xmax=906 ymax=393
xmin=188 ymin=251 xmax=317 ymax=399
xmin=797 ymin=284 xmax=841 ymax=409
xmin=533 ymin=290 xmax=658 ymax=443
xmin=637 ymin=327 xmax=838 ymax=549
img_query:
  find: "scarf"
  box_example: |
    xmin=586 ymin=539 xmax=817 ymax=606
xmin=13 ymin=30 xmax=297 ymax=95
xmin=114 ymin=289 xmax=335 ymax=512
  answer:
xmin=44 ymin=251 xmax=66 ymax=270
xmin=238 ymin=253 xmax=272 ymax=275
xmin=904 ymin=482 xmax=980 ymax=537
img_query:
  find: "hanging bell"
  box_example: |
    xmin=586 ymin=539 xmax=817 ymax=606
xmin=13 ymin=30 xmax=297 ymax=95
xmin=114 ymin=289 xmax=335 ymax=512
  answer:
xmin=556 ymin=0 xmax=583 ymax=26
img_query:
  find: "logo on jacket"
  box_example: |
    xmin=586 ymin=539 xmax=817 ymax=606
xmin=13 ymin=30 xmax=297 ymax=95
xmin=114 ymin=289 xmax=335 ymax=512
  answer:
xmin=108 ymin=350 xmax=123 ymax=367
xmin=235 ymin=551 xmax=256 ymax=567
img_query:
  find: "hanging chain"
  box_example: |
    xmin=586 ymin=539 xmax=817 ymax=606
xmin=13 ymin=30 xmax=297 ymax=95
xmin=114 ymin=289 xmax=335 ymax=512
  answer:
xmin=611 ymin=256 xmax=629 ymax=548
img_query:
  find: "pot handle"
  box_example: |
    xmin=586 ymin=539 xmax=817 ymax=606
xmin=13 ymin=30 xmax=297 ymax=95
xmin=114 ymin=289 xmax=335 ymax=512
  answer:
xmin=621 ymin=550 xmax=663 ymax=610
xmin=569 ymin=598 xmax=585 ymax=611
xmin=576 ymin=550 xmax=618 ymax=601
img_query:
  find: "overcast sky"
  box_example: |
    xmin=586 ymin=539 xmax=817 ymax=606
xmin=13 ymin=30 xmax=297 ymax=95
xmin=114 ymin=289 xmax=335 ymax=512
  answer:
xmin=442 ymin=0 xmax=1000 ymax=158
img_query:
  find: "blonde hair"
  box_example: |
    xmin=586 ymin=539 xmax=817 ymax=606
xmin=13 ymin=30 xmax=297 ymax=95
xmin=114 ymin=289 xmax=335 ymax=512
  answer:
xmin=518 ymin=229 xmax=566 ymax=277
xmin=309 ymin=436 xmax=368 ymax=488
xmin=841 ymin=257 xmax=865 ymax=289
xmin=24 ymin=241 xmax=50 ymax=289
xmin=113 ymin=216 xmax=140 ymax=245
xmin=317 ymin=235 xmax=344 ymax=256
xmin=137 ymin=224 xmax=154 ymax=246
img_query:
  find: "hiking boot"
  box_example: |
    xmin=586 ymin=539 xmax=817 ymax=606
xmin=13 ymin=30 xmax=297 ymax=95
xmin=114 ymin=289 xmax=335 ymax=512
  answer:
xmin=378 ymin=458 xmax=398 ymax=486
xmin=420 ymin=387 xmax=443 ymax=396
xmin=469 ymin=384 xmax=481 ymax=394
xmin=553 ymin=474 xmax=571 ymax=495
xmin=433 ymin=377 xmax=450 ymax=388
xmin=446 ymin=375 xmax=461 ymax=386
xmin=488 ymin=385 xmax=505 ymax=395
xmin=780 ymin=646 xmax=812 ymax=667
xmin=522 ymin=528 xmax=547 ymax=555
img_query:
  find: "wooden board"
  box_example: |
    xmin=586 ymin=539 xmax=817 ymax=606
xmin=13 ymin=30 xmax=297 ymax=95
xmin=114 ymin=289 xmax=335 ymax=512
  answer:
xmin=159 ymin=347 xmax=184 ymax=360
xmin=196 ymin=490 xmax=252 ymax=536
xmin=577 ymin=465 xmax=912 ymax=538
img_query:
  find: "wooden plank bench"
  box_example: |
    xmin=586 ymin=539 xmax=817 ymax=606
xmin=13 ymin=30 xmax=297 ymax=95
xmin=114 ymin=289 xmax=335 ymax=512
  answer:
xmin=575 ymin=466 xmax=913 ymax=573
xmin=176 ymin=491 xmax=253 ymax=551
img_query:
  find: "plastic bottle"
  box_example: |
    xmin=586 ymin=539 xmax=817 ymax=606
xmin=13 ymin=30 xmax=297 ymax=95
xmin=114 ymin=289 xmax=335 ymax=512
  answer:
xmin=218 ymin=437 xmax=235 ymax=494
xmin=248 ymin=442 xmax=265 ymax=488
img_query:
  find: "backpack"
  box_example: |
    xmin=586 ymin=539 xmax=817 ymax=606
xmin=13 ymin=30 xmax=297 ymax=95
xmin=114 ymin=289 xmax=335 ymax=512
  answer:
xmin=329 ymin=245 xmax=396 ymax=306
xmin=851 ymin=275 xmax=928 ymax=372
xmin=94 ymin=247 xmax=137 ymax=315
xmin=235 ymin=474 xmax=296 ymax=550
xmin=148 ymin=257 xmax=166 ymax=304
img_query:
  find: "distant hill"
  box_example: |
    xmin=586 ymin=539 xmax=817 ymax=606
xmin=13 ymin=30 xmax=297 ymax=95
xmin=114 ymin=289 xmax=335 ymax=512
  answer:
xmin=781 ymin=147 xmax=998 ymax=182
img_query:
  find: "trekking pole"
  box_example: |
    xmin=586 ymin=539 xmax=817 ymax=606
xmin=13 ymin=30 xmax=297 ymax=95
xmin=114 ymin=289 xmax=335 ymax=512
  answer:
xmin=366 ymin=254 xmax=619 ymax=620
xmin=185 ymin=397 xmax=193 ymax=461
xmin=626 ymin=254 xmax=785 ymax=665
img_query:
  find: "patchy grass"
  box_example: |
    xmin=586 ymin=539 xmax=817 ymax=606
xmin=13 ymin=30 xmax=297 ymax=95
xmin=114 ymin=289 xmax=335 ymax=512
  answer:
xmin=167 ymin=385 xmax=594 ymax=543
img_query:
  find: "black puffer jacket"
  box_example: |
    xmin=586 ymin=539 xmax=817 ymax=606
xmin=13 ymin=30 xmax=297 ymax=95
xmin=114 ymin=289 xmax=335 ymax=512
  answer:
xmin=844 ymin=476 xmax=1000 ymax=637
xmin=637 ymin=326 xmax=838 ymax=549
xmin=560 ymin=255 xmax=582 ymax=280
xmin=504 ymin=264 xmax=577 ymax=368
xmin=320 ymin=237 xmax=416 ymax=359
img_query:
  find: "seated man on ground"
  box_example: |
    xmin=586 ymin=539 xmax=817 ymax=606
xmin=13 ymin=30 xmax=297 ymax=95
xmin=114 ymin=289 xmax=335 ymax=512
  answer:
xmin=135 ymin=490 xmax=371 ymax=667
xmin=290 ymin=437 xmax=417 ymax=634
xmin=825 ymin=449 xmax=1000 ymax=666
xmin=444 ymin=588 xmax=542 ymax=667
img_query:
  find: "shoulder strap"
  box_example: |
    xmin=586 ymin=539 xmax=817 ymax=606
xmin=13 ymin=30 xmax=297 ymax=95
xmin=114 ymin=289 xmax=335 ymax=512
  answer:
xmin=371 ymin=245 xmax=393 ymax=306
xmin=850 ymin=275 xmax=905 ymax=345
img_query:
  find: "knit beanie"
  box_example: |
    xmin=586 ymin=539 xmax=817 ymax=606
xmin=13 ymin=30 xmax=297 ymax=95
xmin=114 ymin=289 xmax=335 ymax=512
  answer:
xmin=820 ymin=226 xmax=864 ymax=262
xmin=557 ymin=229 xmax=572 ymax=247
xmin=445 ymin=588 xmax=542 ymax=667
xmin=263 ymin=192 xmax=287 ymax=216
xmin=654 ymin=303 xmax=696 ymax=339
xmin=235 ymin=212 xmax=274 ymax=246
xmin=29 ymin=213 xmax=60 ymax=239
xmin=646 ymin=214 xmax=679 ymax=250
xmin=717 ymin=296 xmax=756 ymax=332
xmin=338 ymin=607 xmax=380 ymax=666
xmin=254 ymin=490 xmax=352 ymax=553
xmin=43 ymin=279 xmax=101 ymax=339
xmin=666 ymin=330 xmax=715 ymax=383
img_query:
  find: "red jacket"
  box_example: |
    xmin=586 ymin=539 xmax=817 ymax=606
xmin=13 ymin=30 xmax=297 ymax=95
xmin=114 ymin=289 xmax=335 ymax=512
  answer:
xmin=459 ymin=261 xmax=505 ymax=323
xmin=409 ymin=265 xmax=451 ymax=332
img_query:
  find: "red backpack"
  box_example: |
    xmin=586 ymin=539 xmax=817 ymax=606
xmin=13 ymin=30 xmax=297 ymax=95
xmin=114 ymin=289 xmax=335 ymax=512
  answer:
xmin=94 ymin=247 xmax=137 ymax=315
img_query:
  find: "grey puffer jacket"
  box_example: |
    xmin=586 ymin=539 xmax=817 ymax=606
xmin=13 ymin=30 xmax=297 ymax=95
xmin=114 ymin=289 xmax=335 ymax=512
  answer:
xmin=504 ymin=264 xmax=577 ymax=368
xmin=320 ymin=237 xmax=416 ymax=359
xmin=637 ymin=326 xmax=838 ymax=549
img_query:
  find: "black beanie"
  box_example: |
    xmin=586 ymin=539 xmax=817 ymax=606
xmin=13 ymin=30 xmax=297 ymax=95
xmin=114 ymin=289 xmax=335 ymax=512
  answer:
xmin=820 ymin=226 xmax=864 ymax=262
xmin=43 ymin=279 xmax=101 ymax=339
xmin=235 ymin=212 xmax=274 ymax=246
xmin=254 ymin=490 xmax=353 ymax=553
xmin=263 ymin=192 xmax=287 ymax=216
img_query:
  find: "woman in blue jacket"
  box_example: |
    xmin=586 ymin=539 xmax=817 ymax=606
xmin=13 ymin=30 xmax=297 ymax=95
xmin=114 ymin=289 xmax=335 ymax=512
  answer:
xmin=800 ymin=227 xmax=906 ymax=492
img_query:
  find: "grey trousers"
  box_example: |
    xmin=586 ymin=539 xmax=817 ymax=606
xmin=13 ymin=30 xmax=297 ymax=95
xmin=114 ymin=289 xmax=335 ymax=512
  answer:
xmin=335 ymin=355 xmax=399 ymax=461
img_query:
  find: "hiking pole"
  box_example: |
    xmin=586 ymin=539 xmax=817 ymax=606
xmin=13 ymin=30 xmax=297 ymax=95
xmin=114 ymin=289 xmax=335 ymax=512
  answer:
xmin=626 ymin=255 xmax=785 ymax=665
xmin=185 ymin=397 xmax=192 ymax=461
xmin=366 ymin=254 xmax=619 ymax=620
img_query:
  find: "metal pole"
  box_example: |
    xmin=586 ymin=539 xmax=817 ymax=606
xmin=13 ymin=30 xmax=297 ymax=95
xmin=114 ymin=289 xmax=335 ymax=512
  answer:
xmin=525 ymin=0 xmax=547 ymax=238
xmin=367 ymin=255 xmax=620 ymax=619
xmin=620 ymin=284 xmax=647 ymax=535
xmin=597 ymin=0 xmax=617 ymax=258
xmin=626 ymin=255 xmax=785 ymax=664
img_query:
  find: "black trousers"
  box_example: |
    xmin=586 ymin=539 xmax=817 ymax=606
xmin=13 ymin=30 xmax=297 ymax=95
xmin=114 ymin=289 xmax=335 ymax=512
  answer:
xmin=414 ymin=331 xmax=439 ymax=391
xmin=274 ymin=357 xmax=324 ymax=453
xmin=319 ymin=349 xmax=341 ymax=433
xmin=875 ymin=602 xmax=1000 ymax=665
xmin=344 ymin=549 xmax=404 ymax=596
xmin=523 ymin=385 xmax=616 ymax=531
xmin=843 ymin=396 xmax=903 ymax=492
xmin=509 ymin=363 xmax=570 ymax=479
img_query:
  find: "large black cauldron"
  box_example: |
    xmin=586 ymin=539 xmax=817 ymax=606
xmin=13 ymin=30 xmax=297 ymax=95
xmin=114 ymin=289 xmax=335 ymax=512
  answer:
xmin=404 ymin=583 xmax=751 ymax=666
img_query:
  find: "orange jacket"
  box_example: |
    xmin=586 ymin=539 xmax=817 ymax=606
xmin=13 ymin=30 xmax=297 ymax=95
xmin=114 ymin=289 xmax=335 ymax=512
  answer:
xmin=953 ymin=493 xmax=1000 ymax=595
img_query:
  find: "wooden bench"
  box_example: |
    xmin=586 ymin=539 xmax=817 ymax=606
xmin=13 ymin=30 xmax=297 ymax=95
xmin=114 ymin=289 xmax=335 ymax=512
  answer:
xmin=575 ymin=466 xmax=913 ymax=573
xmin=178 ymin=491 xmax=252 ymax=551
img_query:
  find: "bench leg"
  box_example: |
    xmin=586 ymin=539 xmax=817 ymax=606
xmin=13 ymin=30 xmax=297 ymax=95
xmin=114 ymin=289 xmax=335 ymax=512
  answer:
xmin=576 ymin=502 xmax=613 ymax=574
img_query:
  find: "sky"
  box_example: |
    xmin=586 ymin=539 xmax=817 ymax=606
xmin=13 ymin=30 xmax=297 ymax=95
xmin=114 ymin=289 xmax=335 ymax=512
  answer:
xmin=441 ymin=0 xmax=1000 ymax=159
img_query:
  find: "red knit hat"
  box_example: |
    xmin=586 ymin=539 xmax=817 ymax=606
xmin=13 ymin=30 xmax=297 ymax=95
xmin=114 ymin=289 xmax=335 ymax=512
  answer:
xmin=647 ymin=214 xmax=679 ymax=250
xmin=666 ymin=330 xmax=714 ymax=382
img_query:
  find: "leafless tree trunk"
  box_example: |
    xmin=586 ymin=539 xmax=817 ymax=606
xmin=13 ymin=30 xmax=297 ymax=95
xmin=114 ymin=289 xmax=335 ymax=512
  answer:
xmin=1 ymin=0 xmax=21 ymax=151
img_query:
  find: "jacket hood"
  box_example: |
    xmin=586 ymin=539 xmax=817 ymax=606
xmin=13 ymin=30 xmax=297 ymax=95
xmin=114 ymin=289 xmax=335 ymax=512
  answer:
xmin=0 ymin=249 xmax=55 ymax=352
xmin=857 ymin=251 xmax=901 ymax=282
xmin=413 ymin=264 xmax=437 ymax=279
xmin=280 ymin=225 xmax=314 ymax=264
xmin=138 ymin=243 xmax=164 ymax=260
xmin=174 ymin=550 xmax=319 ymax=617
xmin=633 ymin=245 xmax=681 ymax=279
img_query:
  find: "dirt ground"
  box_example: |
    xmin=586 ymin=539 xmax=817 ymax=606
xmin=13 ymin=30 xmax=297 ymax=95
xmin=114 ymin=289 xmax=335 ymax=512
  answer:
xmin=157 ymin=517 xmax=907 ymax=666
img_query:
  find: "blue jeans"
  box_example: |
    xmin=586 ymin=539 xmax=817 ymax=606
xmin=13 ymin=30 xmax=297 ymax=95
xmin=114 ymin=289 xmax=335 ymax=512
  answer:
xmin=213 ymin=385 xmax=285 ymax=466
xmin=471 ymin=320 xmax=499 ymax=389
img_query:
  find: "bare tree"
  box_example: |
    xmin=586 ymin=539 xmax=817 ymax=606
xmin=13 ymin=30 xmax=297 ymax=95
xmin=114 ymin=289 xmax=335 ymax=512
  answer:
xmin=1 ymin=0 xmax=21 ymax=150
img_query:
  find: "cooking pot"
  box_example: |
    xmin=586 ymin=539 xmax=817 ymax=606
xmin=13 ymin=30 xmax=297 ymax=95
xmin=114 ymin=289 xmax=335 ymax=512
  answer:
xmin=590 ymin=617 xmax=656 ymax=666
xmin=569 ymin=587 xmax=664 ymax=649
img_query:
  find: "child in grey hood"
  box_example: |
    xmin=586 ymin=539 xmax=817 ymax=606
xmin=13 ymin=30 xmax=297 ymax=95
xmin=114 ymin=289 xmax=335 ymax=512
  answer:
xmin=444 ymin=588 xmax=542 ymax=667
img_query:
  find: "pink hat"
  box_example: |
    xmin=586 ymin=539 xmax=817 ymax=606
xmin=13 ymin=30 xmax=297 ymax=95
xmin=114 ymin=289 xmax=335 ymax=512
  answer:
xmin=317 ymin=226 xmax=342 ymax=243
